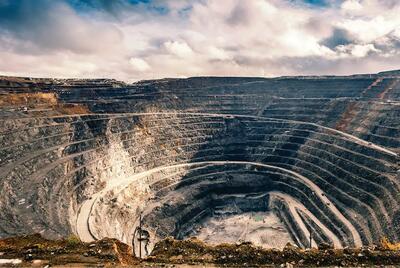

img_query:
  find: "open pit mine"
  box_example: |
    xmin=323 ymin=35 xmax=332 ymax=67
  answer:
xmin=1 ymin=70 xmax=400 ymax=258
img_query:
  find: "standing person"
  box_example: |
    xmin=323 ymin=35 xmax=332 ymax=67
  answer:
xmin=132 ymin=212 xmax=150 ymax=258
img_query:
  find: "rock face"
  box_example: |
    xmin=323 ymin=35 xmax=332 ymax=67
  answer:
xmin=0 ymin=73 xmax=399 ymax=255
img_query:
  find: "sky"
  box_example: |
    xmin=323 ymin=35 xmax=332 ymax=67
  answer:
xmin=0 ymin=0 xmax=399 ymax=81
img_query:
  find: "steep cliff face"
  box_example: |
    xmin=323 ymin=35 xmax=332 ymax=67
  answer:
xmin=0 ymin=73 xmax=399 ymax=255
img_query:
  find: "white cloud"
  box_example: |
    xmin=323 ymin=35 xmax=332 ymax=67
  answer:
xmin=337 ymin=43 xmax=379 ymax=58
xmin=163 ymin=41 xmax=194 ymax=58
xmin=129 ymin=57 xmax=151 ymax=72
xmin=0 ymin=0 xmax=400 ymax=81
xmin=338 ymin=16 xmax=399 ymax=43
xmin=341 ymin=0 xmax=363 ymax=12
xmin=206 ymin=46 xmax=231 ymax=61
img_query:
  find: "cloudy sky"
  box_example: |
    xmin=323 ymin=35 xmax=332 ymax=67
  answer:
xmin=0 ymin=0 xmax=399 ymax=81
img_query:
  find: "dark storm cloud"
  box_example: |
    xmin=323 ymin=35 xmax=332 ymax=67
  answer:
xmin=321 ymin=28 xmax=353 ymax=49
xmin=0 ymin=0 xmax=52 ymax=31
xmin=0 ymin=0 xmax=122 ymax=54
xmin=226 ymin=3 xmax=251 ymax=26
xmin=374 ymin=29 xmax=400 ymax=51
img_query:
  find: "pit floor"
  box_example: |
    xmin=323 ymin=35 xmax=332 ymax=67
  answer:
xmin=192 ymin=212 xmax=293 ymax=249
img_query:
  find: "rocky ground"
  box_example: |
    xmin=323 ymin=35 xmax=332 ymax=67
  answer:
xmin=0 ymin=234 xmax=137 ymax=267
xmin=2 ymin=234 xmax=400 ymax=267
xmin=148 ymin=237 xmax=400 ymax=267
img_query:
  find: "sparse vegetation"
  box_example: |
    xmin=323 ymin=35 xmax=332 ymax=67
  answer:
xmin=65 ymin=234 xmax=82 ymax=247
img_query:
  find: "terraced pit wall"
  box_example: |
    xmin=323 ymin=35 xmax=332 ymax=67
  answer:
xmin=0 ymin=73 xmax=399 ymax=255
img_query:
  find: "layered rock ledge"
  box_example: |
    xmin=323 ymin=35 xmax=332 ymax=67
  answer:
xmin=0 ymin=72 xmax=399 ymax=257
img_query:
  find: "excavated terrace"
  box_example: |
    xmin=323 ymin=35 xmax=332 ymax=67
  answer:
xmin=0 ymin=72 xmax=399 ymax=256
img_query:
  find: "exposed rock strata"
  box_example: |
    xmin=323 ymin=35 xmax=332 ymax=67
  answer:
xmin=0 ymin=73 xmax=399 ymax=256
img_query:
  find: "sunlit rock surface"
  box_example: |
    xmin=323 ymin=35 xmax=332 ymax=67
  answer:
xmin=0 ymin=72 xmax=399 ymax=255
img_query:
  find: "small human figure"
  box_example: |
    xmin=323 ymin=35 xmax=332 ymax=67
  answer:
xmin=132 ymin=213 xmax=150 ymax=258
xmin=133 ymin=226 xmax=150 ymax=257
